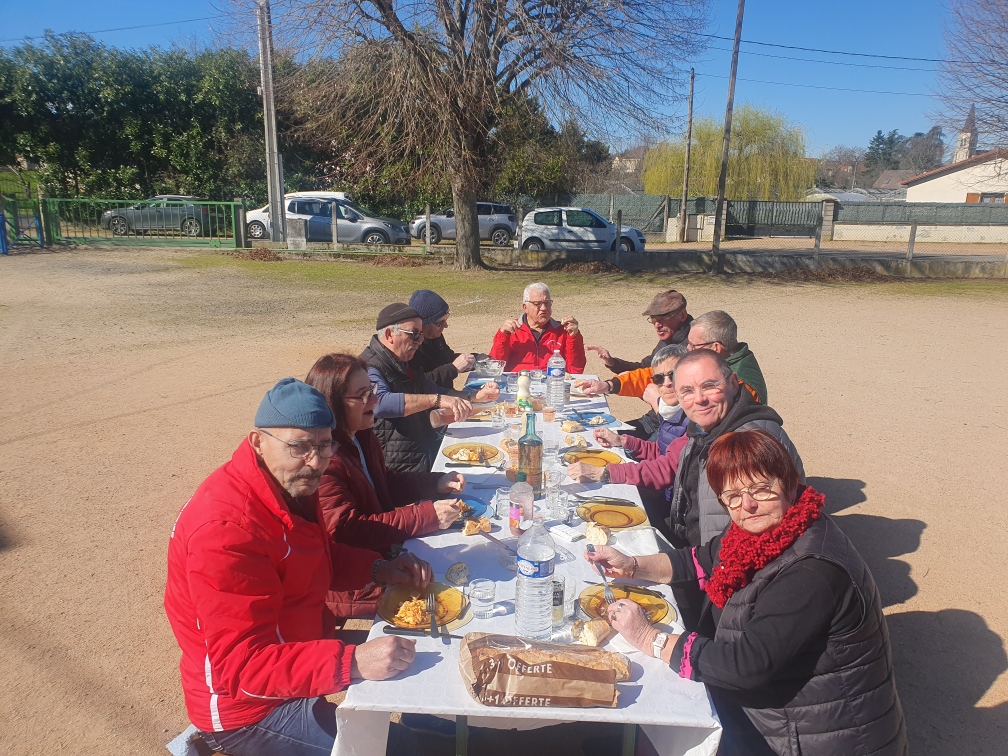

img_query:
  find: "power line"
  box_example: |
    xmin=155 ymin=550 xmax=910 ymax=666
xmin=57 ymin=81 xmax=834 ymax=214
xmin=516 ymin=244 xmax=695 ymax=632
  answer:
xmin=706 ymin=45 xmax=937 ymax=73
xmin=699 ymin=32 xmax=964 ymax=65
xmin=0 ymin=16 xmax=224 ymax=44
xmin=695 ymin=71 xmax=934 ymax=97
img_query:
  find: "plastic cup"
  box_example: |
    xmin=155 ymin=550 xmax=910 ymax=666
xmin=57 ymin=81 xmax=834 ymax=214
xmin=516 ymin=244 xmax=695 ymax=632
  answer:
xmin=543 ymin=406 xmax=557 ymax=422
xmin=552 ymin=576 xmax=566 ymax=628
xmin=469 ymin=579 xmax=497 ymax=619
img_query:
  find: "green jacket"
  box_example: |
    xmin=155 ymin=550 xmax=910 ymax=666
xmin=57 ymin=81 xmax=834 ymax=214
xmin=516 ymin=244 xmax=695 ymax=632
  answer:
xmin=726 ymin=342 xmax=767 ymax=404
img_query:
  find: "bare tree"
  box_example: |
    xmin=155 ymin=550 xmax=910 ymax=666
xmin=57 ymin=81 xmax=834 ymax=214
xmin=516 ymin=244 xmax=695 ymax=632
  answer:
xmin=255 ymin=0 xmax=708 ymax=268
xmin=939 ymin=0 xmax=1008 ymax=149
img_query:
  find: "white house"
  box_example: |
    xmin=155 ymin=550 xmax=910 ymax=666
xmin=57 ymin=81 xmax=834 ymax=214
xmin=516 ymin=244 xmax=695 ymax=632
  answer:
xmin=902 ymin=150 xmax=1008 ymax=203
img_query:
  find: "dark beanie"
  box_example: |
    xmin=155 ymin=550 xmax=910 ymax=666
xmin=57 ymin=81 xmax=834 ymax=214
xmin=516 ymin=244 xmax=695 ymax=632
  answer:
xmin=376 ymin=302 xmax=420 ymax=330
xmin=409 ymin=289 xmax=450 ymax=325
xmin=254 ymin=378 xmax=335 ymax=429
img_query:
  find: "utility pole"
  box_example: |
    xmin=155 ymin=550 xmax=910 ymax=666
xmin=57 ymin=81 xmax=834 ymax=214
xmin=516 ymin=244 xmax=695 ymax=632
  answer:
xmin=679 ymin=68 xmax=695 ymax=243
xmin=256 ymin=0 xmax=285 ymax=243
xmin=711 ymin=0 xmax=745 ymax=274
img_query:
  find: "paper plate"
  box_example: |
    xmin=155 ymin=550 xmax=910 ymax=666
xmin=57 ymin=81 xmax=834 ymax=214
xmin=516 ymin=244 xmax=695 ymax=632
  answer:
xmin=442 ymin=442 xmax=504 ymax=465
xmin=562 ymin=449 xmax=624 ymax=466
xmin=378 ymin=582 xmax=467 ymax=629
xmin=453 ymin=497 xmax=490 ymax=528
xmin=575 ymin=500 xmax=648 ymax=529
xmin=578 ymin=583 xmax=673 ymax=624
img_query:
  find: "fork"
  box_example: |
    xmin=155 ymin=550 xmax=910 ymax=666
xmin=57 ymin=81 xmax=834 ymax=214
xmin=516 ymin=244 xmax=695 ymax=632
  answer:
xmin=426 ymin=591 xmax=439 ymax=638
xmin=586 ymin=544 xmax=616 ymax=604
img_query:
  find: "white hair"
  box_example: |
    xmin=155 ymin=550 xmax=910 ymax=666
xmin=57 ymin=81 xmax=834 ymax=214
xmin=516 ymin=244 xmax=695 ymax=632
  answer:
xmin=523 ymin=282 xmax=551 ymax=302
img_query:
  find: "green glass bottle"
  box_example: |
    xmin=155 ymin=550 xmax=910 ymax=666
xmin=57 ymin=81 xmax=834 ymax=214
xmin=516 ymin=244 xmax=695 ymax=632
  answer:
xmin=517 ymin=411 xmax=543 ymax=496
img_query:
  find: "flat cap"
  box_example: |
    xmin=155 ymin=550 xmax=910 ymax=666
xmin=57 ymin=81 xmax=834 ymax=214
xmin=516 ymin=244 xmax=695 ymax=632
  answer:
xmin=642 ymin=290 xmax=687 ymax=318
xmin=254 ymin=377 xmax=335 ymax=429
xmin=376 ymin=303 xmax=421 ymax=330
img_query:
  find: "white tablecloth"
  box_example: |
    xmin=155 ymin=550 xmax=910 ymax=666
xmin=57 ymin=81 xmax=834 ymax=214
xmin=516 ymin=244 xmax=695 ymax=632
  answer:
xmin=334 ymin=383 xmax=721 ymax=756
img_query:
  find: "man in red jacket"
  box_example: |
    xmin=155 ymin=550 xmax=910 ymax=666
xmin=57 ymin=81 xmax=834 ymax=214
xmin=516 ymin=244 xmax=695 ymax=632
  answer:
xmin=165 ymin=378 xmax=428 ymax=756
xmin=489 ymin=281 xmax=587 ymax=373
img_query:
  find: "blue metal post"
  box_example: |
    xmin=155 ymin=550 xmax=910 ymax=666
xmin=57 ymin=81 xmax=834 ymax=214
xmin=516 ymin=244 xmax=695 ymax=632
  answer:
xmin=0 ymin=209 xmax=9 ymax=255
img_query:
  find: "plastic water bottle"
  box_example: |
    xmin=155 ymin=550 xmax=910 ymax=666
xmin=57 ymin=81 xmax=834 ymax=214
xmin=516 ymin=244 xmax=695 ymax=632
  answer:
xmin=547 ymin=349 xmax=566 ymax=410
xmin=509 ymin=472 xmax=534 ymax=537
xmin=515 ymin=516 xmax=556 ymax=641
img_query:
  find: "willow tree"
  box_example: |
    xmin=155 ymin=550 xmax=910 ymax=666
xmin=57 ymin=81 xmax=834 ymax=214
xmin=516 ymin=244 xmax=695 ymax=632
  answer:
xmin=257 ymin=0 xmax=708 ymax=269
xmin=642 ymin=105 xmax=814 ymax=202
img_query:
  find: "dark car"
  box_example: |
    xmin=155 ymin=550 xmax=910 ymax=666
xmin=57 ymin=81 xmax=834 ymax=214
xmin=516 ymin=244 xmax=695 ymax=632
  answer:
xmin=100 ymin=196 xmax=219 ymax=237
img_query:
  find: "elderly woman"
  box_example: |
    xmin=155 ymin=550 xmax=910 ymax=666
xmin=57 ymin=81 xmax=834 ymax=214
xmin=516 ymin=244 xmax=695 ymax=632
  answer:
xmin=586 ymin=430 xmax=907 ymax=755
xmin=306 ymin=353 xmax=467 ymax=617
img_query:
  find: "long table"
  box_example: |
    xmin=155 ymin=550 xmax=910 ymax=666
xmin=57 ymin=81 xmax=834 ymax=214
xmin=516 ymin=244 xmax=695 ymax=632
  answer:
xmin=334 ymin=381 xmax=721 ymax=756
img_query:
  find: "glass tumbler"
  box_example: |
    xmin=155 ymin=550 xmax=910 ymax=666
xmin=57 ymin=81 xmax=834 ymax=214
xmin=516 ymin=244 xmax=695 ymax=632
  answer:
xmin=469 ymin=579 xmax=497 ymax=619
xmin=494 ymin=487 xmax=512 ymax=518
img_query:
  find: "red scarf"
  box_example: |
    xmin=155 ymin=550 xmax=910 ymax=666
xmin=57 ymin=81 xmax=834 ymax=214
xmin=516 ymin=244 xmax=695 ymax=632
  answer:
xmin=705 ymin=485 xmax=825 ymax=609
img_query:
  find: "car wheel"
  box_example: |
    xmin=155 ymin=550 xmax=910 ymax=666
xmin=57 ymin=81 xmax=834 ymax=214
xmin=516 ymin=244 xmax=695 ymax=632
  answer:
xmin=109 ymin=217 xmax=129 ymax=236
xmin=247 ymin=221 xmax=267 ymax=239
xmin=619 ymin=236 xmax=634 ymax=253
xmin=364 ymin=231 xmax=389 ymax=245
xmin=181 ymin=218 xmax=203 ymax=237
xmin=421 ymin=224 xmax=442 ymax=245
xmin=522 ymin=238 xmax=544 ymax=251
xmin=491 ymin=227 xmax=512 ymax=247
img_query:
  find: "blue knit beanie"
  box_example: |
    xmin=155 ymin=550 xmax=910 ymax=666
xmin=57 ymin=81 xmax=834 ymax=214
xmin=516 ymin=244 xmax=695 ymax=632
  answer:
xmin=254 ymin=378 xmax=335 ymax=429
xmin=409 ymin=289 xmax=450 ymax=325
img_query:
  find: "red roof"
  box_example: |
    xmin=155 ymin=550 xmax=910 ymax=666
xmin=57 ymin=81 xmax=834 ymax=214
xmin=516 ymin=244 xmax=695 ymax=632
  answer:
xmin=901 ymin=149 xmax=1008 ymax=186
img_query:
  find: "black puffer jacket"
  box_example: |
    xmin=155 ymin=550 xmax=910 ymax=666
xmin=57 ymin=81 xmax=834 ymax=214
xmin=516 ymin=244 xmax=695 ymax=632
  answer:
xmin=715 ymin=515 xmax=907 ymax=755
xmin=360 ymin=336 xmax=441 ymax=474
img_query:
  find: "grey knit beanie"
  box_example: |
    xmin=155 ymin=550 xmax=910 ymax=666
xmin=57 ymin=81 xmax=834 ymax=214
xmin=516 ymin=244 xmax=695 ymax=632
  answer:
xmin=254 ymin=378 xmax=335 ymax=429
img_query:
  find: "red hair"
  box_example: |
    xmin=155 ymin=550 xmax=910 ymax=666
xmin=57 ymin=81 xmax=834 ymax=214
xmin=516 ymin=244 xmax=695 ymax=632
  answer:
xmin=706 ymin=429 xmax=800 ymax=499
xmin=305 ymin=353 xmax=369 ymax=446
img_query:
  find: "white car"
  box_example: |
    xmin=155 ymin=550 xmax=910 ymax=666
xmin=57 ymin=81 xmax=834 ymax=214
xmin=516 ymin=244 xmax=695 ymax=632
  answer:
xmin=519 ymin=207 xmax=646 ymax=253
xmin=245 ymin=191 xmax=353 ymax=240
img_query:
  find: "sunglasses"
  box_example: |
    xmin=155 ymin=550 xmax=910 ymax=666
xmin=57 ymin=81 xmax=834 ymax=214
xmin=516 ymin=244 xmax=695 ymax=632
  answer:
xmin=395 ymin=327 xmax=424 ymax=343
xmin=651 ymin=371 xmax=674 ymax=385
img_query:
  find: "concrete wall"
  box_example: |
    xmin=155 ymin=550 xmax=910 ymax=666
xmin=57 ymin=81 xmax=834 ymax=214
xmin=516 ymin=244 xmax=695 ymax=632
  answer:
xmin=906 ymin=159 xmax=1008 ymax=202
xmin=832 ymin=223 xmax=1008 ymax=244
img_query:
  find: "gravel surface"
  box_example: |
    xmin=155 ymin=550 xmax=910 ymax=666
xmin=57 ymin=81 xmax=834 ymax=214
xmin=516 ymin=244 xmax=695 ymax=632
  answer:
xmin=1 ymin=247 xmax=1006 ymax=755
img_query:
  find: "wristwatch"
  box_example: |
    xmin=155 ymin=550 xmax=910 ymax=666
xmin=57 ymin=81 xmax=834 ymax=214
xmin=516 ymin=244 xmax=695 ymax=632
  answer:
xmin=652 ymin=631 xmax=670 ymax=659
xmin=600 ymin=466 xmax=611 ymax=484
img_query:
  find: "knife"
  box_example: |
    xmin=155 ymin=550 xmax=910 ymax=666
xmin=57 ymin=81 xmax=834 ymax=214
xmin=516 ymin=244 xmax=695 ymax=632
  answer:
xmin=382 ymin=625 xmax=463 ymax=641
xmin=479 ymin=530 xmax=517 ymax=554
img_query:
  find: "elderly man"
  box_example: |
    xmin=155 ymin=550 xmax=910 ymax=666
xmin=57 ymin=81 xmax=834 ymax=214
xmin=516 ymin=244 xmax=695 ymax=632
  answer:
xmin=578 ymin=309 xmax=766 ymax=406
xmin=408 ymin=289 xmax=477 ymax=390
xmin=363 ymin=303 xmax=499 ymax=473
xmin=687 ymin=310 xmax=767 ymax=404
xmin=568 ymin=344 xmax=689 ymax=533
xmin=164 ymin=378 xmax=430 ymax=756
xmin=586 ymin=289 xmax=692 ymax=373
xmin=489 ymin=282 xmax=587 ymax=373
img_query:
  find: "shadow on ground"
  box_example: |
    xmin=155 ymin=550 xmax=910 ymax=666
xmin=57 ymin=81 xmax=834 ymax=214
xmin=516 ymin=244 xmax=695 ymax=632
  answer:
xmin=810 ymin=476 xmax=1008 ymax=755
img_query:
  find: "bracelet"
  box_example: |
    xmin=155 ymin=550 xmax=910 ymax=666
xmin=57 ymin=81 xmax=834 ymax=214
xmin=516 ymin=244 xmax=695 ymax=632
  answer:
xmin=601 ymin=466 xmax=611 ymax=484
xmin=371 ymin=559 xmax=387 ymax=585
xmin=629 ymin=556 xmax=638 ymax=579
xmin=434 ymin=393 xmax=442 ymax=409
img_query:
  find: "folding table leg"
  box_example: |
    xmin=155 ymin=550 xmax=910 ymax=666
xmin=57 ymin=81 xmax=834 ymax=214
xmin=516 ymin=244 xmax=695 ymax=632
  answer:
xmin=621 ymin=723 xmax=636 ymax=756
xmin=455 ymin=715 xmax=468 ymax=756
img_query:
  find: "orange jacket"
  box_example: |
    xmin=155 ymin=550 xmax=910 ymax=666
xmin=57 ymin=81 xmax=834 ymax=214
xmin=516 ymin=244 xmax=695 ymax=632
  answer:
xmin=613 ymin=366 xmax=761 ymax=404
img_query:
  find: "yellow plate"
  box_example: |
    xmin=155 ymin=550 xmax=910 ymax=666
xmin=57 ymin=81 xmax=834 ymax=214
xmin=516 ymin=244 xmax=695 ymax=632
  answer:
xmin=575 ymin=500 xmax=648 ymax=529
xmin=377 ymin=582 xmax=466 ymax=629
xmin=562 ymin=449 xmax=624 ymax=466
xmin=442 ymin=442 xmax=504 ymax=464
xmin=578 ymin=583 xmax=673 ymax=624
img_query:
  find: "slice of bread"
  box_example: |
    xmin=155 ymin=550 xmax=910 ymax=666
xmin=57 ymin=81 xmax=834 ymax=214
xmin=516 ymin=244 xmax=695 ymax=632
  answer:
xmin=572 ymin=618 xmax=613 ymax=647
xmin=584 ymin=522 xmax=611 ymax=546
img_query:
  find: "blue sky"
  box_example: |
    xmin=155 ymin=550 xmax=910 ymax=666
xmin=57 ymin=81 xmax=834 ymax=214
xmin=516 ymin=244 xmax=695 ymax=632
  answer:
xmin=2 ymin=0 xmax=961 ymax=155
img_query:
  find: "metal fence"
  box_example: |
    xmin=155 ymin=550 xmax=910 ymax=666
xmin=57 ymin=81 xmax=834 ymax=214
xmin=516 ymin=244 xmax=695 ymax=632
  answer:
xmin=39 ymin=198 xmax=241 ymax=247
xmin=835 ymin=201 xmax=1008 ymax=225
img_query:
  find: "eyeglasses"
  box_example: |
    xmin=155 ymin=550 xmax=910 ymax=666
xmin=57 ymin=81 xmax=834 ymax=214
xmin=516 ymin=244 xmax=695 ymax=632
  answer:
xmin=431 ymin=317 xmax=449 ymax=329
xmin=647 ymin=310 xmax=682 ymax=324
xmin=674 ymin=378 xmax=726 ymax=402
xmin=258 ymin=428 xmax=335 ymax=460
xmin=347 ymin=382 xmax=378 ymax=403
xmin=394 ymin=327 xmax=424 ymax=343
xmin=719 ymin=483 xmax=781 ymax=510
xmin=524 ymin=299 xmax=553 ymax=309
xmin=687 ymin=339 xmax=718 ymax=350
xmin=651 ymin=371 xmax=674 ymax=385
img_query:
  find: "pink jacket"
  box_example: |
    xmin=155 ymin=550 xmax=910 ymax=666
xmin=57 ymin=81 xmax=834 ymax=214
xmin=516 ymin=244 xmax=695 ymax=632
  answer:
xmin=609 ymin=434 xmax=689 ymax=490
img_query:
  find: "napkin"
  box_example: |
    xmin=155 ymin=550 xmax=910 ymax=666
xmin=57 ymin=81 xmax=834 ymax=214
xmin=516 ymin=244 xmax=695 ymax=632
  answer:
xmin=610 ymin=526 xmax=660 ymax=557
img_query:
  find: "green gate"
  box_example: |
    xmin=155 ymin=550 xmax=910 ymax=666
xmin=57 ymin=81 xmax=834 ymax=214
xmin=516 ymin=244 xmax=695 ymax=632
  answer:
xmin=41 ymin=198 xmax=240 ymax=247
xmin=725 ymin=200 xmax=822 ymax=237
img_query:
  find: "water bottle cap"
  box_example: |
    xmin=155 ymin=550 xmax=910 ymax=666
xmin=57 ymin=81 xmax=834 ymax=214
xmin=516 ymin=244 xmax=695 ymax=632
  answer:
xmin=516 ymin=471 xmax=527 ymax=482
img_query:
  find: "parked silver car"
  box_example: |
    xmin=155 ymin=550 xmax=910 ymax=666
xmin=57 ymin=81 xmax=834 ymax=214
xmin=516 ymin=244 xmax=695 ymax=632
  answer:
xmin=410 ymin=202 xmax=516 ymax=246
xmin=519 ymin=207 xmax=646 ymax=253
xmin=247 ymin=195 xmax=410 ymax=244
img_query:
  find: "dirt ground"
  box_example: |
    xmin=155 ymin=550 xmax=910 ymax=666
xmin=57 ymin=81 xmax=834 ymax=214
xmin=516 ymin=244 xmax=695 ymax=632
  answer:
xmin=1 ymin=247 xmax=1006 ymax=755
